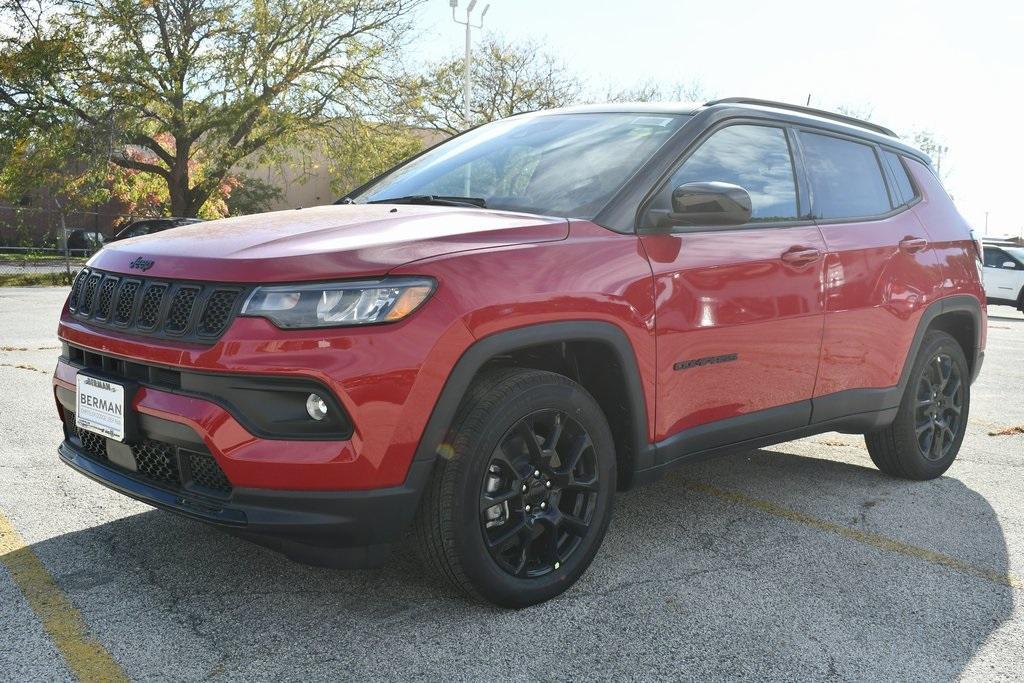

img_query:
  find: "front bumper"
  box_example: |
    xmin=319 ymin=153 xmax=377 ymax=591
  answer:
xmin=58 ymin=437 xmax=433 ymax=567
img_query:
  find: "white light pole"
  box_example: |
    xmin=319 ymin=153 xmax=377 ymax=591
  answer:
xmin=450 ymin=0 xmax=489 ymax=128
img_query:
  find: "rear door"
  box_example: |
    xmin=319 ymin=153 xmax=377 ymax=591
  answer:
xmin=797 ymin=131 xmax=943 ymax=418
xmin=639 ymin=123 xmax=827 ymax=443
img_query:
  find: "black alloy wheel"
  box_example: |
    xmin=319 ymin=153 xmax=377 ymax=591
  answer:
xmin=415 ymin=368 xmax=616 ymax=607
xmin=866 ymin=330 xmax=970 ymax=480
xmin=914 ymin=352 xmax=964 ymax=461
xmin=480 ymin=410 xmax=600 ymax=578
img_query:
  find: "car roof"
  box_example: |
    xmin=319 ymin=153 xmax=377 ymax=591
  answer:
xmin=530 ymin=97 xmax=930 ymax=165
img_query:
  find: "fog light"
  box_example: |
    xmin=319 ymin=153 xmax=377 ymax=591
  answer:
xmin=305 ymin=393 xmax=328 ymax=421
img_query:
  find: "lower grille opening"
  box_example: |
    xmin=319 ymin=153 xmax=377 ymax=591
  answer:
xmin=64 ymin=411 xmax=232 ymax=498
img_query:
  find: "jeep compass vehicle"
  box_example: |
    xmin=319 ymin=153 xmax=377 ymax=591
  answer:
xmin=54 ymin=98 xmax=986 ymax=607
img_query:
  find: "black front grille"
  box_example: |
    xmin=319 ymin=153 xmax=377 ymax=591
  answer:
xmin=67 ymin=268 xmax=248 ymax=343
xmin=79 ymin=272 xmax=102 ymax=315
xmin=197 ymin=290 xmax=239 ymax=337
xmin=113 ymin=280 xmax=140 ymax=325
xmin=64 ymin=411 xmax=232 ymax=497
xmin=95 ymin=276 xmax=118 ymax=319
xmin=137 ymin=283 xmax=167 ymax=329
xmin=187 ymin=451 xmax=233 ymax=494
xmin=165 ymin=287 xmax=199 ymax=334
xmin=133 ymin=439 xmax=181 ymax=486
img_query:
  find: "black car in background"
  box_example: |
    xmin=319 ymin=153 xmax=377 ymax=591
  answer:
xmin=65 ymin=229 xmax=106 ymax=254
xmin=111 ymin=217 xmax=202 ymax=242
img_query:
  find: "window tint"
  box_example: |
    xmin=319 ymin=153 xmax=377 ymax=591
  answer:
xmin=800 ymin=132 xmax=891 ymax=219
xmin=882 ymin=150 xmax=916 ymax=206
xmin=660 ymin=125 xmax=799 ymax=222
xmin=984 ymin=248 xmax=1009 ymax=268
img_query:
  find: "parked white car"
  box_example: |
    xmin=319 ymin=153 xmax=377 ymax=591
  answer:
xmin=983 ymin=243 xmax=1024 ymax=310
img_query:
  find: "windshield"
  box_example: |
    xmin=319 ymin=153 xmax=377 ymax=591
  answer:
xmin=352 ymin=113 xmax=689 ymax=218
xmin=1003 ymin=246 xmax=1024 ymax=262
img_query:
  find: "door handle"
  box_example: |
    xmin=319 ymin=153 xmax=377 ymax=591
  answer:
xmin=899 ymin=236 xmax=929 ymax=253
xmin=781 ymin=246 xmax=821 ymax=267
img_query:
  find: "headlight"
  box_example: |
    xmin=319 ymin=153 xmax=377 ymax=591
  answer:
xmin=241 ymin=277 xmax=435 ymax=329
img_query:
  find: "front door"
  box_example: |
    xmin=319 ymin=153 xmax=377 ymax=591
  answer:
xmin=639 ymin=123 xmax=826 ymax=445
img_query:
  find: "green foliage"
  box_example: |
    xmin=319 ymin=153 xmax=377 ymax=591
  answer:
xmin=225 ymin=174 xmax=283 ymax=216
xmin=0 ymin=270 xmax=76 ymax=287
xmin=328 ymin=121 xmax=423 ymax=196
xmin=0 ymin=0 xmax=424 ymax=217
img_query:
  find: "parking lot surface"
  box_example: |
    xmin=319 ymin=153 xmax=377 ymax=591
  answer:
xmin=1 ymin=286 xmax=1022 ymax=681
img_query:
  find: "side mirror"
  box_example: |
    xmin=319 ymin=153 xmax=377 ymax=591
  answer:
xmin=648 ymin=182 xmax=752 ymax=230
xmin=1003 ymin=261 xmax=1017 ymax=269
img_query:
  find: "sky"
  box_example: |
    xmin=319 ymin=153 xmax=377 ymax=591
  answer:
xmin=409 ymin=0 xmax=1024 ymax=236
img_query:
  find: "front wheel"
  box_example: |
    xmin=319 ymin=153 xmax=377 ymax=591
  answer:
xmin=865 ymin=330 xmax=970 ymax=479
xmin=414 ymin=368 xmax=616 ymax=607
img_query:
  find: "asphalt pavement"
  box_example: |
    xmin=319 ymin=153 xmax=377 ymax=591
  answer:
xmin=1 ymin=286 xmax=1022 ymax=681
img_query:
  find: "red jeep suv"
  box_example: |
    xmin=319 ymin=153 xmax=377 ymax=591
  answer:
xmin=54 ymin=98 xmax=986 ymax=607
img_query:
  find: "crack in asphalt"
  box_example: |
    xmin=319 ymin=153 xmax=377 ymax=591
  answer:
xmin=0 ymin=363 xmax=49 ymax=374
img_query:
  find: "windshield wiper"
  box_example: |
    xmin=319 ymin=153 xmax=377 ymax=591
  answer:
xmin=367 ymin=195 xmax=487 ymax=209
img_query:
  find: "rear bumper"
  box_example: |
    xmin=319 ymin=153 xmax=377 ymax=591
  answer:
xmin=59 ymin=438 xmax=433 ymax=567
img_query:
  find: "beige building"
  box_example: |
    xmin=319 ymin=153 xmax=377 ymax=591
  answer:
xmin=244 ymin=128 xmax=447 ymax=212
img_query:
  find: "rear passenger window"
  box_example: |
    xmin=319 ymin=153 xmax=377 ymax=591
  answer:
xmin=800 ymin=132 xmax=891 ymax=219
xmin=661 ymin=125 xmax=799 ymax=223
xmin=881 ymin=150 xmax=917 ymax=206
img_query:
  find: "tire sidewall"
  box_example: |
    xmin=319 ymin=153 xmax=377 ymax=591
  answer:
xmin=896 ymin=331 xmax=971 ymax=478
xmin=449 ymin=378 xmax=616 ymax=608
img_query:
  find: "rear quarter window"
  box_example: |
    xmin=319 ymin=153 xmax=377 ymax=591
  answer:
xmin=881 ymin=150 xmax=917 ymax=206
xmin=800 ymin=132 xmax=891 ymax=220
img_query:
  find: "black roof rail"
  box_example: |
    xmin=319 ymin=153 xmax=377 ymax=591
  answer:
xmin=704 ymin=97 xmax=897 ymax=138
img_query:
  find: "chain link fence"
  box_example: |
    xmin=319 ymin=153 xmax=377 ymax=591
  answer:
xmin=0 ymin=206 xmax=147 ymax=286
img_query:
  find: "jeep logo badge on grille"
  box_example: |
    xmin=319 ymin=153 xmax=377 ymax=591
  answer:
xmin=129 ymin=257 xmax=155 ymax=271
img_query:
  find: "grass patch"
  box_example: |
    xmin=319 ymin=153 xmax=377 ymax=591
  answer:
xmin=0 ymin=252 xmax=88 ymax=262
xmin=0 ymin=271 xmax=75 ymax=287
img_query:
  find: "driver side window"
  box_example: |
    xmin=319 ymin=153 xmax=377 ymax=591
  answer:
xmin=656 ymin=124 xmax=799 ymax=223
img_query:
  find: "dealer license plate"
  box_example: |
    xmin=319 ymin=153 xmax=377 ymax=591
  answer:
xmin=75 ymin=374 xmax=126 ymax=442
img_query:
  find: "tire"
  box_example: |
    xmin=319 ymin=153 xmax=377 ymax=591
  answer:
xmin=414 ymin=368 xmax=617 ymax=607
xmin=865 ymin=330 xmax=970 ymax=480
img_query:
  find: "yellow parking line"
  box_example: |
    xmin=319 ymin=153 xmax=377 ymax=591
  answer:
xmin=683 ymin=479 xmax=1022 ymax=590
xmin=0 ymin=512 xmax=129 ymax=682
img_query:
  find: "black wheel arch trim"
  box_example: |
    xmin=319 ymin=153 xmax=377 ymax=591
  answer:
xmin=409 ymin=296 xmax=983 ymax=490
xmin=898 ymin=294 xmax=984 ymax=388
xmin=411 ymin=321 xmax=655 ymax=475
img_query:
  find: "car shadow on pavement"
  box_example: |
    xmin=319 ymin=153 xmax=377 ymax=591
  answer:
xmin=20 ymin=448 xmax=1014 ymax=680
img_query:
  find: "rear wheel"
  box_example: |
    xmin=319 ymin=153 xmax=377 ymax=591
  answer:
xmin=865 ymin=330 xmax=969 ymax=479
xmin=414 ymin=368 xmax=616 ymax=607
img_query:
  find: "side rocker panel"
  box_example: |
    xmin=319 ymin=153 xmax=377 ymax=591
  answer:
xmin=407 ymin=295 xmax=982 ymax=492
xmin=633 ymin=294 xmax=983 ymax=484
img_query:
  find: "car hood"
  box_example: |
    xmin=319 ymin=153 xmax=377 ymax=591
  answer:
xmin=88 ymin=204 xmax=569 ymax=282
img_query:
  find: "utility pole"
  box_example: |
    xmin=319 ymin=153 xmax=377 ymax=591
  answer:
xmin=934 ymin=144 xmax=948 ymax=177
xmin=450 ymin=0 xmax=490 ymax=128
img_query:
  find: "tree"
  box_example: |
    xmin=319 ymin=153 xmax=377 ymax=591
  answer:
xmin=0 ymin=0 xmax=423 ymax=217
xmin=604 ymin=80 xmax=712 ymax=104
xmin=327 ymin=119 xmax=424 ymax=195
xmin=406 ymin=35 xmax=583 ymax=136
xmin=908 ymin=130 xmax=950 ymax=179
xmin=835 ymin=102 xmax=875 ymax=121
